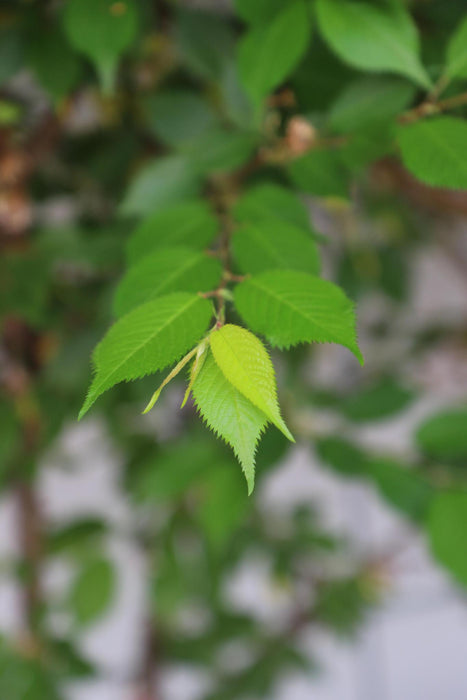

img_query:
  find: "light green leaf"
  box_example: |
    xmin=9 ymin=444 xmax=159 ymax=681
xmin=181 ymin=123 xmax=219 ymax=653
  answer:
xmin=316 ymin=0 xmax=431 ymax=89
xmin=114 ymin=247 xmax=222 ymax=317
xmin=63 ymin=0 xmax=138 ymax=93
xmin=209 ymin=324 xmax=294 ymax=442
xmin=234 ymin=270 xmax=363 ymax=363
xmin=415 ymin=407 xmax=467 ymax=463
xmin=69 ymin=558 xmax=116 ymax=626
xmin=192 ymin=350 xmax=268 ymax=493
xmin=232 ymin=218 xmax=320 ymax=275
xmin=288 ymin=149 xmax=350 ymax=199
xmin=79 ymin=293 xmax=212 ymax=418
xmin=234 ymin=182 xmax=311 ymax=230
xmin=127 ymin=200 xmax=218 ymax=264
xmin=238 ymin=0 xmax=312 ymax=102
xmin=329 ymin=77 xmax=415 ymax=134
xmin=429 ymin=491 xmax=467 ymax=587
xmin=445 ymin=14 xmax=467 ymax=81
xmin=397 ymin=117 xmax=467 ymax=190
xmin=120 ymin=156 xmax=202 ymax=217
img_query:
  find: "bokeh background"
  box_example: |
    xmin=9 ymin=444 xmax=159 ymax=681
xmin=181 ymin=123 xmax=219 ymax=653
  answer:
xmin=1 ymin=1 xmax=467 ymax=699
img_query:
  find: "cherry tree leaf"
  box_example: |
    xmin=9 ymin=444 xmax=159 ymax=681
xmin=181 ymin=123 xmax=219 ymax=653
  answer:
xmin=209 ymin=324 xmax=294 ymax=442
xmin=192 ymin=351 xmax=268 ymax=493
xmin=79 ymin=293 xmax=212 ymax=418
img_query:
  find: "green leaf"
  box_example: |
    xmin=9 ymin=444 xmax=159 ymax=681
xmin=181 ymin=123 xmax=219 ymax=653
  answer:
xmin=232 ymin=219 xmax=320 ymax=275
xmin=197 ymin=463 xmax=249 ymax=547
xmin=176 ymin=9 xmax=234 ymax=80
xmin=209 ymin=324 xmax=294 ymax=443
xmin=238 ymin=0 xmax=312 ymax=102
xmin=131 ymin=438 xmax=220 ymax=502
xmin=183 ymin=128 xmax=258 ymax=174
xmin=114 ymin=247 xmax=222 ymax=317
xmin=397 ymin=117 xmax=467 ymax=190
xmin=234 ymin=182 xmax=312 ymax=231
xmin=288 ymin=149 xmax=350 ymax=199
xmin=120 ymin=156 xmax=202 ymax=217
xmin=316 ymin=0 xmax=431 ymax=89
xmin=429 ymin=490 xmax=467 ymax=587
xmin=235 ymin=0 xmax=287 ymax=25
xmin=366 ymin=457 xmax=433 ymax=523
xmin=445 ymin=14 xmax=467 ymax=81
xmin=144 ymin=90 xmax=218 ymax=147
xmin=63 ymin=0 xmax=138 ymax=93
xmin=234 ymin=270 xmax=363 ymax=363
xmin=79 ymin=293 xmax=212 ymax=418
xmin=127 ymin=200 xmax=218 ymax=264
xmin=69 ymin=557 xmax=116 ymax=626
xmin=329 ymin=77 xmax=415 ymax=134
xmin=27 ymin=29 xmax=81 ymax=100
xmin=341 ymin=378 xmax=414 ymax=422
xmin=192 ymin=350 xmax=268 ymax=493
xmin=315 ymin=437 xmax=368 ymax=476
xmin=415 ymin=407 xmax=467 ymax=463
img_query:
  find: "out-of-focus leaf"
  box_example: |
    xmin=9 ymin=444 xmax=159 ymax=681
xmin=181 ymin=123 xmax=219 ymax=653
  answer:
xmin=48 ymin=518 xmax=107 ymax=555
xmin=175 ymin=9 xmax=234 ymax=79
xmin=63 ymin=0 xmax=138 ymax=92
xmin=288 ymin=149 xmax=350 ymax=199
xmin=121 ymin=156 xmax=202 ymax=217
xmin=341 ymin=378 xmax=414 ymax=422
xmin=329 ymin=77 xmax=415 ymax=134
xmin=126 ymin=200 xmax=218 ymax=263
xmin=238 ymin=0 xmax=312 ymax=102
xmin=69 ymin=557 xmax=116 ymax=626
xmin=28 ymin=29 xmax=81 ymax=100
xmin=397 ymin=117 xmax=467 ymax=190
xmin=415 ymin=407 xmax=467 ymax=463
xmin=429 ymin=490 xmax=467 ymax=587
xmin=144 ymin=90 xmax=218 ymax=147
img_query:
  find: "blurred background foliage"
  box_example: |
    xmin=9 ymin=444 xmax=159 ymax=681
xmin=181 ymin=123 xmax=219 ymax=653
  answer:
xmin=0 ymin=0 xmax=466 ymax=698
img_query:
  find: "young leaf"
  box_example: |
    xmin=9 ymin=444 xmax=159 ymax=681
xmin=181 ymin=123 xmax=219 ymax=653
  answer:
xmin=234 ymin=182 xmax=311 ymax=231
xmin=232 ymin=218 xmax=320 ymax=275
xmin=429 ymin=491 xmax=467 ymax=587
xmin=192 ymin=350 xmax=268 ymax=493
xmin=237 ymin=0 xmax=312 ymax=102
xmin=397 ymin=117 xmax=467 ymax=190
xmin=127 ymin=200 xmax=218 ymax=264
xmin=209 ymin=324 xmax=294 ymax=442
xmin=114 ymin=247 xmax=222 ymax=317
xmin=234 ymin=270 xmax=363 ymax=363
xmin=63 ymin=0 xmax=138 ymax=93
xmin=445 ymin=14 xmax=467 ymax=81
xmin=316 ymin=0 xmax=431 ymax=90
xmin=120 ymin=156 xmax=201 ymax=217
xmin=79 ymin=293 xmax=212 ymax=418
xmin=288 ymin=149 xmax=350 ymax=199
